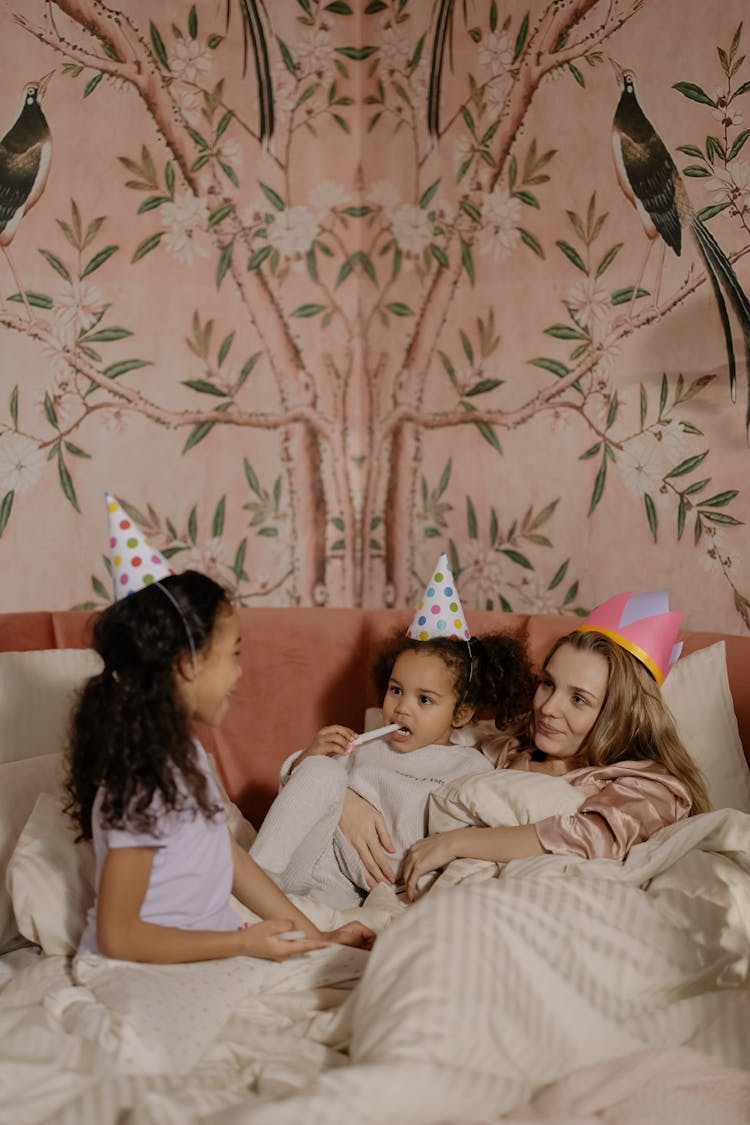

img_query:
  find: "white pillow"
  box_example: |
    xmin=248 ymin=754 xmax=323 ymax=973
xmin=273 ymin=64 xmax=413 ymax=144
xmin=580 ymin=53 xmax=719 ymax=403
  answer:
xmin=428 ymin=769 xmax=584 ymax=836
xmin=0 ymin=753 xmax=64 ymax=951
xmin=7 ymin=793 xmax=96 ymax=955
xmin=662 ymin=642 xmax=750 ymax=814
xmin=0 ymin=648 xmax=102 ymax=765
xmin=6 ymin=755 xmax=257 ymax=955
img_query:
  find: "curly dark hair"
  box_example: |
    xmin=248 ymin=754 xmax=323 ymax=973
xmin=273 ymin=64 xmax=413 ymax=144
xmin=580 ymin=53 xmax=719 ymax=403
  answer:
xmin=64 ymin=570 xmax=231 ymax=841
xmin=371 ymin=630 xmax=534 ymax=728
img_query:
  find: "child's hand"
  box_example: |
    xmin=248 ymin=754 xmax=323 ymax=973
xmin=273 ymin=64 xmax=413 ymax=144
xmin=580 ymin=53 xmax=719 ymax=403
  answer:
xmin=323 ymin=921 xmax=376 ymax=950
xmin=302 ymin=724 xmax=360 ymax=759
xmin=240 ymin=919 xmax=329 ymax=961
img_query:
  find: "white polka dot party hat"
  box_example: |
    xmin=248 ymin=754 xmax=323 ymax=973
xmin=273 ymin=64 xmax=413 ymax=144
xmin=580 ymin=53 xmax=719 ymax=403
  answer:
xmin=406 ymin=551 xmax=471 ymax=642
xmin=105 ymin=491 xmax=173 ymax=598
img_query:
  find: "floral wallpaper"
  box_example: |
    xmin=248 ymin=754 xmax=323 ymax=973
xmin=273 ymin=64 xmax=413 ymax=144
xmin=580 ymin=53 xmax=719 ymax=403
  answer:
xmin=0 ymin=0 xmax=748 ymax=632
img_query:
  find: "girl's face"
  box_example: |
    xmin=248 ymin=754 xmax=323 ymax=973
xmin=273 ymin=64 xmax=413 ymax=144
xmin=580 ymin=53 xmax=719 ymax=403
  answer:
xmin=532 ymin=644 xmax=609 ymax=765
xmin=189 ymin=607 xmax=242 ymax=726
xmin=381 ymin=648 xmax=468 ymax=753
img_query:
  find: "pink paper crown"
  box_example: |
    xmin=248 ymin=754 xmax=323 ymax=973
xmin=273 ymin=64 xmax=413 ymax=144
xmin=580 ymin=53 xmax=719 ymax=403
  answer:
xmin=406 ymin=551 xmax=471 ymax=642
xmin=105 ymin=491 xmax=173 ymax=599
xmin=579 ymin=590 xmax=683 ymax=685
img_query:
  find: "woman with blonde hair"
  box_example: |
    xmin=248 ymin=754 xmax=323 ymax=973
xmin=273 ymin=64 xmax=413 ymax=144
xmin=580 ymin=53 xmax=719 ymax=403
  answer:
xmin=402 ymin=591 xmax=710 ymax=900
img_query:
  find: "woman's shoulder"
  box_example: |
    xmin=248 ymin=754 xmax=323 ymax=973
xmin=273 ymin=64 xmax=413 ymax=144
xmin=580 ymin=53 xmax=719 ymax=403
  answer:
xmin=475 ymin=726 xmax=533 ymax=771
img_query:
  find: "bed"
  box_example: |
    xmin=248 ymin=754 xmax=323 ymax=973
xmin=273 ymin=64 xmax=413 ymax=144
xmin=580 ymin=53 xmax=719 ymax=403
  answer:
xmin=1 ymin=608 xmax=749 ymax=1123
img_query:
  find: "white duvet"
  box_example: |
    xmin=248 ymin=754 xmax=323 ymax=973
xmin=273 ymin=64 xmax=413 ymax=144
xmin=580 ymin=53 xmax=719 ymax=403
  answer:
xmin=1 ymin=770 xmax=748 ymax=1125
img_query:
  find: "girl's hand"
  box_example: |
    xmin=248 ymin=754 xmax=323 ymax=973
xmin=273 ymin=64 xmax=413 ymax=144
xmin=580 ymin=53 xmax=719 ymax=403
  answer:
xmin=302 ymin=724 xmax=360 ymax=759
xmin=401 ymin=833 xmax=460 ymax=902
xmin=338 ymin=788 xmax=397 ymax=887
xmin=240 ymin=919 xmax=329 ymax=961
xmin=323 ymin=921 xmax=376 ymax=950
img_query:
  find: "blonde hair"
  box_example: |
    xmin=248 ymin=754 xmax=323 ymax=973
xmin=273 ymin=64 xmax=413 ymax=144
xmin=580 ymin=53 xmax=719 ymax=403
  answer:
xmin=539 ymin=630 xmax=710 ymax=815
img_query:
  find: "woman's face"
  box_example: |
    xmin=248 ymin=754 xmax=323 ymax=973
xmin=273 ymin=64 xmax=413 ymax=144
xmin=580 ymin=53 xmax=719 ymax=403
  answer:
xmin=532 ymin=644 xmax=609 ymax=763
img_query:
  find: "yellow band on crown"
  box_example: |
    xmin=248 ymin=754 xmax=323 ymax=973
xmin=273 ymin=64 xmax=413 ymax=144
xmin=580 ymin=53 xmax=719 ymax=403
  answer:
xmin=578 ymin=625 xmax=664 ymax=685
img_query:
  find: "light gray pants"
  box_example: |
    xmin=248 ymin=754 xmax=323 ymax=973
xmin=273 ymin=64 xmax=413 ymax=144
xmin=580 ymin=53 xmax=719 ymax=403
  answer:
xmin=250 ymin=755 xmax=367 ymax=909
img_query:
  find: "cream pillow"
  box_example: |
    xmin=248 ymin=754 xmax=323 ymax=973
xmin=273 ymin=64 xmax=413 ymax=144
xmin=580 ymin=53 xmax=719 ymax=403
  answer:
xmin=662 ymin=641 xmax=750 ymax=814
xmin=0 ymin=753 xmax=64 ymax=951
xmin=7 ymin=793 xmax=95 ymax=955
xmin=0 ymin=648 xmax=102 ymax=766
xmin=7 ymin=755 xmax=257 ymax=955
xmin=429 ymin=769 xmax=584 ymax=835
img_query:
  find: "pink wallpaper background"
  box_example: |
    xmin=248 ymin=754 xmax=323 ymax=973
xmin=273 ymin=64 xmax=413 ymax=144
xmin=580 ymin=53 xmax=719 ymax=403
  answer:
xmin=0 ymin=0 xmax=748 ymax=632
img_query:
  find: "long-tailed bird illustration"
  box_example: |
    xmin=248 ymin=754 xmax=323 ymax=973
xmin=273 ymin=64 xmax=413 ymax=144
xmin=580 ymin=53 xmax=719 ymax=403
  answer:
xmin=0 ymin=72 xmax=53 ymax=320
xmin=226 ymin=0 xmax=274 ymax=145
xmin=427 ymin=0 xmax=457 ymax=140
xmin=611 ymin=60 xmax=750 ymax=443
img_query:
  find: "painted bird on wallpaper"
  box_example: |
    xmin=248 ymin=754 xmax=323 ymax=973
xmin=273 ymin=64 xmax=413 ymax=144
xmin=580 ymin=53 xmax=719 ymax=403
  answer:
xmin=0 ymin=72 xmax=53 ymax=320
xmin=225 ymin=0 xmax=274 ymax=145
xmin=611 ymin=60 xmax=750 ymax=444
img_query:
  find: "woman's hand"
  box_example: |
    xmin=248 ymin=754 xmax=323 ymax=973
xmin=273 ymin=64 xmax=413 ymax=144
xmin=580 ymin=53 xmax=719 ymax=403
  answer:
xmin=338 ymin=788 xmax=396 ymax=888
xmin=300 ymin=724 xmax=359 ymax=760
xmin=323 ymin=920 xmax=376 ymax=950
xmin=401 ymin=832 xmax=460 ymax=902
xmin=240 ymin=919 xmax=330 ymax=961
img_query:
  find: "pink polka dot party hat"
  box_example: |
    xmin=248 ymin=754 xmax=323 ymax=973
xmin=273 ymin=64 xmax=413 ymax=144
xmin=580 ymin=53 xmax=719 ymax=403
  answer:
xmin=105 ymin=491 xmax=173 ymax=598
xmin=407 ymin=551 xmax=470 ymax=642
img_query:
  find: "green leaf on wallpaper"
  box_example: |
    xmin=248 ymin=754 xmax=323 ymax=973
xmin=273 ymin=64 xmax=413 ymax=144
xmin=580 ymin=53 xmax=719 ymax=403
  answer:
xmin=563 ymin=582 xmax=579 ymax=607
xmin=44 ymin=393 xmax=59 ymax=430
xmin=91 ymin=575 xmax=110 ymax=601
xmin=188 ymin=506 xmax=198 ymax=545
xmin=459 ymin=200 xmax=481 ymax=223
xmin=218 ymin=332 xmax=235 ymax=366
xmin=683 ymin=165 xmax=710 ymax=177
xmin=545 ymin=324 xmax=587 ymax=340
xmin=149 ymin=22 xmax=170 ymax=70
xmin=464 ymin=379 xmax=503 ymax=397
xmin=513 ymin=12 xmax=529 ymax=62
xmin=325 ymin=2 xmax=354 ymax=14
xmin=188 ymin=4 xmax=198 ymax=38
xmin=216 ymin=241 xmax=234 ymax=288
xmin=385 ymin=302 xmax=413 ymax=316
xmin=39 ymin=250 xmax=71 ymax=283
xmin=336 ymin=257 xmax=354 ymax=287
xmin=682 ymin=478 xmax=709 ymax=496
xmin=500 ymin=548 xmax=533 ymax=570
xmin=84 ymin=73 xmax=104 ymax=98
xmin=9 ymin=385 xmax=18 ymax=428
xmin=103 ymin=359 xmax=151 ymax=379
xmin=519 ymin=229 xmax=544 ymax=258
xmin=259 ymin=182 xmax=285 ymax=211
xmin=677 ymin=496 xmax=687 ymax=540
xmin=209 ymin=203 xmax=235 ymax=227
xmin=0 ymin=491 xmax=13 ymax=537
xmin=530 ymin=357 xmax=569 ymax=378
xmin=728 ymin=128 xmax=750 ymax=159
xmin=291 ymin=303 xmax=327 ymax=317
xmin=439 ymin=351 xmax=459 ymax=390
xmin=644 ymin=494 xmax=658 ymax=542
xmin=365 ymin=1 xmax=387 ymax=13
xmin=336 ymin=46 xmax=378 ymax=61
xmin=138 ymin=195 xmax=171 ymax=214
xmin=8 ymin=290 xmax=52 ymax=308
xmin=409 ymin=34 xmax=425 ymax=72
xmin=424 ymin=527 xmax=440 ymax=538
xmin=259 ymin=527 xmax=279 ymax=538
xmin=83 ymin=327 xmax=132 ymax=342
xmin=244 ymin=459 xmax=262 ymax=498
xmin=332 ymin=113 xmax=350 ymax=133
xmin=182 ymin=422 xmax=215 ymax=452
xmin=58 ymin=456 xmax=80 ymax=513
xmin=63 ymin=442 xmax=91 ymax=459
xmin=696 ymin=202 xmax=729 ymax=223
xmin=699 ymin=511 xmax=742 ymax=526
xmin=665 ymin=451 xmax=708 ymax=479
xmin=331 ymin=517 xmax=345 ymax=531
xmin=548 ymin=559 xmax=569 ymax=590
xmin=700 ymin=490 xmax=739 ymax=508
xmin=132 ymin=232 xmax=163 ymax=262
xmin=588 ymin=455 xmax=607 ymax=516
xmin=596 ymin=243 xmax=622 ymax=277
xmin=182 ymin=380 xmax=228 ymax=398
xmin=556 ymin=240 xmax=586 ymax=272
xmin=466 ymin=496 xmax=478 ymax=540
xmin=672 ymin=81 xmax=715 ymax=106
xmin=419 ymin=180 xmax=440 ymax=209
xmin=165 ymin=161 xmax=175 ymax=196
xmin=232 ymin=538 xmax=248 ymax=583
xmin=248 ymin=246 xmax=272 ymax=270
xmin=460 ymin=239 xmax=475 ymax=285
xmin=568 ymin=64 xmax=585 ymax=88
xmin=474 ymin=421 xmax=502 ymax=453
xmin=212 ymin=496 xmax=226 ymax=537
xmin=705 ymin=135 xmax=725 ymax=163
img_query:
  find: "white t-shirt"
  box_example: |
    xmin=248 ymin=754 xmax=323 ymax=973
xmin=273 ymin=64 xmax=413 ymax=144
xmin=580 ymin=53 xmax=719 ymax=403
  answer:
xmin=79 ymin=740 xmax=239 ymax=955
